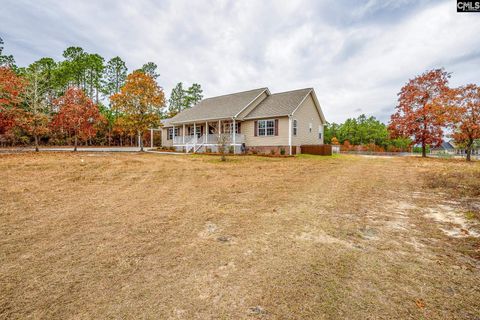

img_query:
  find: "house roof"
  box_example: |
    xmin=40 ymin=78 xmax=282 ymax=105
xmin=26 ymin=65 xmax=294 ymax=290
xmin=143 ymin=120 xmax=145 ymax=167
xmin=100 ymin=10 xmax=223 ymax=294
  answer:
xmin=164 ymin=86 xmax=326 ymax=125
xmin=243 ymin=88 xmax=313 ymax=119
xmin=432 ymin=141 xmax=455 ymax=150
xmin=168 ymin=87 xmax=268 ymax=124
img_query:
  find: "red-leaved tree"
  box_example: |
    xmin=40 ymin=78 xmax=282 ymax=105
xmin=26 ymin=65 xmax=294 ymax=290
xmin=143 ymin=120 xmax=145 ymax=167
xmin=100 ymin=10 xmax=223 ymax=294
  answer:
xmin=389 ymin=69 xmax=451 ymax=157
xmin=0 ymin=66 xmax=27 ymax=139
xmin=448 ymin=84 xmax=480 ymax=161
xmin=52 ymin=87 xmax=101 ymax=151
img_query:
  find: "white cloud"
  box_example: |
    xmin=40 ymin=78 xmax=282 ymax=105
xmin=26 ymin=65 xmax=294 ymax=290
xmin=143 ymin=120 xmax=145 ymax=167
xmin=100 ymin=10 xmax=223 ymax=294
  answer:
xmin=1 ymin=0 xmax=479 ymax=123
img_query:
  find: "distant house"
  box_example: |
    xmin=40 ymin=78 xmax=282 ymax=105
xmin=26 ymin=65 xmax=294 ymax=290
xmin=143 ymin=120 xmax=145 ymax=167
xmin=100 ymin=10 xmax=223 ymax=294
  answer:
xmin=431 ymin=140 xmax=480 ymax=156
xmin=160 ymin=87 xmax=327 ymax=155
xmin=431 ymin=141 xmax=456 ymax=155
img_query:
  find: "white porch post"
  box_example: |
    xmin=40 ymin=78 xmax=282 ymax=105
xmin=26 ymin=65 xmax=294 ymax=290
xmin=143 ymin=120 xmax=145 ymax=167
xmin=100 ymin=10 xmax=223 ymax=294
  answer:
xmin=288 ymin=116 xmax=292 ymax=155
xmin=205 ymin=121 xmax=208 ymax=143
xmin=150 ymin=128 xmax=153 ymax=148
xmin=182 ymin=124 xmax=185 ymax=144
xmin=173 ymin=125 xmax=176 ymax=145
xmin=193 ymin=123 xmax=197 ymax=149
xmin=232 ymin=118 xmax=236 ymax=154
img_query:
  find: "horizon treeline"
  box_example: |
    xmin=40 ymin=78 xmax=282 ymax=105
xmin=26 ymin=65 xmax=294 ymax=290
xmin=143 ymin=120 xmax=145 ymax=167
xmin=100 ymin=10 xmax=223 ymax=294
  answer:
xmin=0 ymin=37 xmax=203 ymax=148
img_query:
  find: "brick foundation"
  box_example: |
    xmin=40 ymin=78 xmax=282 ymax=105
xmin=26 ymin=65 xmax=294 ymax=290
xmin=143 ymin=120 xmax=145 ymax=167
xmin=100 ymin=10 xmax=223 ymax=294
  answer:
xmin=246 ymin=146 xmax=294 ymax=155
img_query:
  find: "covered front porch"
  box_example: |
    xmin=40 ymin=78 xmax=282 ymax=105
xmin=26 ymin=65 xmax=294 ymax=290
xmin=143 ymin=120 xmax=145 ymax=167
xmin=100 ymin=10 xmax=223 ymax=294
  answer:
xmin=170 ymin=119 xmax=245 ymax=153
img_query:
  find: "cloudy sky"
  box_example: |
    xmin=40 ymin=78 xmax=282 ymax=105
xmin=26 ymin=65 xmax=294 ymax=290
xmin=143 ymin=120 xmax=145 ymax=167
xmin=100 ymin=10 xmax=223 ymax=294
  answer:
xmin=1 ymin=0 xmax=479 ymax=123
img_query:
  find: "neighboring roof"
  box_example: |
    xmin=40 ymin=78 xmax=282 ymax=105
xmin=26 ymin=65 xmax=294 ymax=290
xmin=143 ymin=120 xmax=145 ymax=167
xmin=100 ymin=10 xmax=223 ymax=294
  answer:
xmin=243 ymin=88 xmax=313 ymax=120
xmin=168 ymin=87 xmax=268 ymax=124
xmin=432 ymin=141 xmax=455 ymax=150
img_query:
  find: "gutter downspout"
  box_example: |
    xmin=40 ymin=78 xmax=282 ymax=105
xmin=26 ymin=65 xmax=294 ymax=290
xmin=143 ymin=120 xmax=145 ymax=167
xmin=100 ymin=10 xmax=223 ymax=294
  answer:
xmin=232 ymin=117 xmax=236 ymax=154
xmin=288 ymin=115 xmax=292 ymax=156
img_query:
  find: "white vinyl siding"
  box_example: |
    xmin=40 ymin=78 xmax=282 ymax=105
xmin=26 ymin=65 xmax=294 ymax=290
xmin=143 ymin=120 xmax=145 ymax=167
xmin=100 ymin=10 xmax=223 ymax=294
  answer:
xmin=291 ymin=93 xmax=324 ymax=146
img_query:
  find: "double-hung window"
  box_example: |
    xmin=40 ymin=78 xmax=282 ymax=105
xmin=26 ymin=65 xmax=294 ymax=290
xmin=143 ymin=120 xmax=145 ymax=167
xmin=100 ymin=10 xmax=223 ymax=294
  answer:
xmin=225 ymin=122 xmax=240 ymax=134
xmin=258 ymin=119 xmax=275 ymax=136
xmin=293 ymin=120 xmax=297 ymax=136
xmin=168 ymin=128 xmax=179 ymax=140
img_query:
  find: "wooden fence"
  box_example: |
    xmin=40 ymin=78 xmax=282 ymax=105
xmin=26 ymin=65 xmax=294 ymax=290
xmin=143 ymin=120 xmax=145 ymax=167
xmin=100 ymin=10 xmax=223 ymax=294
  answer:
xmin=300 ymin=144 xmax=332 ymax=156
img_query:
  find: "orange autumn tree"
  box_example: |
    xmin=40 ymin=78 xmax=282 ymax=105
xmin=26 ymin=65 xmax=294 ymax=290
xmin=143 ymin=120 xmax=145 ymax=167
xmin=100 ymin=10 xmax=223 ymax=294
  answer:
xmin=449 ymin=84 xmax=480 ymax=161
xmin=110 ymin=71 xmax=165 ymax=151
xmin=389 ymin=69 xmax=451 ymax=157
xmin=52 ymin=87 xmax=101 ymax=151
xmin=0 ymin=66 xmax=27 ymax=138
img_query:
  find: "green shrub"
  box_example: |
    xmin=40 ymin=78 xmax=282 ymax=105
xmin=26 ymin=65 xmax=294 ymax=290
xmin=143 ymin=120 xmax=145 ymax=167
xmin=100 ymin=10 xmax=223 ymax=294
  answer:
xmin=280 ymin=148 xmax=285 ymax=155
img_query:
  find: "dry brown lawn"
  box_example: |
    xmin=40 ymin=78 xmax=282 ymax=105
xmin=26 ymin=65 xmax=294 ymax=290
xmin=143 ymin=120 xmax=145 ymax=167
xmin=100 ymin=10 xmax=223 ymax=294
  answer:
xmin=1 ymin=152 xmax=479 ymax=319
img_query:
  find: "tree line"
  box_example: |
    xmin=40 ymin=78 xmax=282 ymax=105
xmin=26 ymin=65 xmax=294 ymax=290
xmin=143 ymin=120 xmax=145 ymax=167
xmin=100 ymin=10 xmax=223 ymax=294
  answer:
xmin=325 ymin=68 xmax=479 ymax=161
xmin=324 ymin=114 xmax=412 ymax=152
xmin=0 ymin=37 xmax=203 ymax=150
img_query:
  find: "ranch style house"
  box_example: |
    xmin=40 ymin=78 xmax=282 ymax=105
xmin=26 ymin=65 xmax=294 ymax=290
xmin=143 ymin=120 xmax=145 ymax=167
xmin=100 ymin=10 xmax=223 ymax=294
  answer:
xmin=160 ymin=87 xmax=327 ymax=155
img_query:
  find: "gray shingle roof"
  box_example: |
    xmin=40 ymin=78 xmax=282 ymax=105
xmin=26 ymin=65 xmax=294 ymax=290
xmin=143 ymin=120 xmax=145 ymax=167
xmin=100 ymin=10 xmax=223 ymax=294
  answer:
xmin=168 ymin=87 xmax=267 ymax=124
xmin=243 ymin=88 xmax=312 ymax=119
xmin=432 ymin=141 xmax=455 ymax=150
xmin=164 ymin=87 xmax=324 ymax=126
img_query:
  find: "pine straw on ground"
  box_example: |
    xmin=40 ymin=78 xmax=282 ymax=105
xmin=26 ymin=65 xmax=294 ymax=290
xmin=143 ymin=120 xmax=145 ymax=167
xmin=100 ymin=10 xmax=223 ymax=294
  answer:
xmin=0 ymin=153 xmax=479 ymax=319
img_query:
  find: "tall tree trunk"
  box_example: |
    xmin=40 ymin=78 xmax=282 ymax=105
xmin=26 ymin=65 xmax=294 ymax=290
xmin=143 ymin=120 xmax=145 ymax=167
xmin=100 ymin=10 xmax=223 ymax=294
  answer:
xmin=34 ymin=134 xmax=39 ymax=152
xmin=422 ymin=143 xmax=426 ymax=158
xmin=139 ymin=130 xmax=144 ymax=152
xmin=466 ymin=139 xmax=473 ymax=162
xmin=74 ymin=135 xmax=78 ymax=152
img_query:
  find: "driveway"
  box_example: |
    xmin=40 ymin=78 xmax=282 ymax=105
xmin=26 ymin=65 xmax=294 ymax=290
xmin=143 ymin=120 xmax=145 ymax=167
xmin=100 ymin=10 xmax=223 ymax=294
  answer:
xmin=0 ymin=147 xmax=184 ymax=154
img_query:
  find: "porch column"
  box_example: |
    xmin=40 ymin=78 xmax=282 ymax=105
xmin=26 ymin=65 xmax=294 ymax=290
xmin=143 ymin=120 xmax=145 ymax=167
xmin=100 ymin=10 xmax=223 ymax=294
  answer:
xmin=150 ymin=128 xmax=153 ymax=148
xmin=205 ymin=121 xmax=208 ymax=143
xmin=232 ymin=118 xmax=236 ymax=154
xmin=182 ymin=124 xmax=185 ymax=144
xmin=193 ymin=123 xmax=196 ymax=148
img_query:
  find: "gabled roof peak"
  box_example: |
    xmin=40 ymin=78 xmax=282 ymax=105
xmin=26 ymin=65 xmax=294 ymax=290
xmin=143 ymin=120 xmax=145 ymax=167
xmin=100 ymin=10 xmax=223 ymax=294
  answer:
xmin=202 ymin=87 xmax=269 ymax=101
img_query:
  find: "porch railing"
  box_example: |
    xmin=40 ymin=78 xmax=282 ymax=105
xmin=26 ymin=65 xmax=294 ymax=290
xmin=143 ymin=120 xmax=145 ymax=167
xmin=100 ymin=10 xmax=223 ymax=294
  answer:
xmin=174 ymin=133 xmax=245 ymax=145
xmin=173 ymin=135 xmax=195 ymax=145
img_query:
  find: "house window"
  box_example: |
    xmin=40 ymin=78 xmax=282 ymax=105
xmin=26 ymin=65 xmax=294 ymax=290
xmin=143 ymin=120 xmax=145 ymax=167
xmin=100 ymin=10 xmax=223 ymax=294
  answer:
xmin=309 ymin=123 xmax=312 ymax=133
xmin=225 ymin=122 xmax=240 ymax=134
xmin=168 ymin=127 xmax=179 ymax=140
xmin=258 ymin=119 xmax=275 ymax=136
xmin=293 ymin=120 xmax=297 ymax=136
xmin=318 ymin=126 xmax=322 ymax=139
xmin=187 ymin=126 xmax=201 ymax=137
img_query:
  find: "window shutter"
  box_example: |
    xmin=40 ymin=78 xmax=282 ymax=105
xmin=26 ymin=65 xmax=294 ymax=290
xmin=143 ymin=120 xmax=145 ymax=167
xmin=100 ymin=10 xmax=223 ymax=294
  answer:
xmin=254 ymin=121 xmax=258 ymax=136
xmin=275 ymin=119 xmax=279 ymax=136
xmin=238 ymin=122 xmax=241 ymax=134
